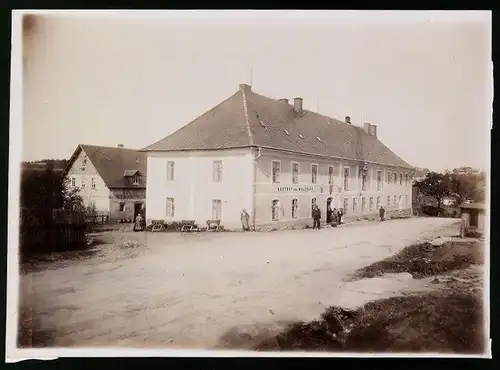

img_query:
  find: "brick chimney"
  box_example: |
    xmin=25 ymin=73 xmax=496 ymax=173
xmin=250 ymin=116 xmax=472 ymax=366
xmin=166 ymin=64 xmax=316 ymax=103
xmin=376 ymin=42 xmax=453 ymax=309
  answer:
xmin=294 ymin=97 xmax=303 ymax=114
xmin=363 ymin=122 xmax=371 ymax=135
xmin=278 ymin=98 xmax=289 ymax=104
xmin=369 ymin=124 xmax=378 ymax=138
xmin=345 ymin=116 xmax=351 ymax=124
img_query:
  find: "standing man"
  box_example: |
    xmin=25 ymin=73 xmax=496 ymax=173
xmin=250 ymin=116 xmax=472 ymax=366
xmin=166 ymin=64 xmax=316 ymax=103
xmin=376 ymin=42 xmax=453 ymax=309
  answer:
xmin=241 ymin=209 xmax=250 ymax=231
xmin=312 ymin=205 xmax=321 ymax=230
xmin=337 ymin=207 xmax=344 ymax=225
xmin=379 ymin=206 xmax=386 ymax=221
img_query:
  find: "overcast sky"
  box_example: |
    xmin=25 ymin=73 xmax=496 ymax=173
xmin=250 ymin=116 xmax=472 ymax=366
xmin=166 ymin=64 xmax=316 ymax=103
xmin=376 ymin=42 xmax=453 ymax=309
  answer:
xmin=20 ymin=11 xmax=491 ymax=172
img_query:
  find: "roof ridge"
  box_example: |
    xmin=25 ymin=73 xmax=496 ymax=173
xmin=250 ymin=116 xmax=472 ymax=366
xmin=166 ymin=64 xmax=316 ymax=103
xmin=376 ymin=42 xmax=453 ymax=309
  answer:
xmin=80 ymin=144 xmax=141 ymax=151
xmin=241 ymin=88 xmax=254 ymax=146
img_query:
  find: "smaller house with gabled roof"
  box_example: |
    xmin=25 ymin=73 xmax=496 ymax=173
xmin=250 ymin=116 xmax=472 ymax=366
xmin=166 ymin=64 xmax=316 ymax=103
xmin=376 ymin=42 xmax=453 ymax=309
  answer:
xmin=63 ymin=144 xmax=147 ymax=222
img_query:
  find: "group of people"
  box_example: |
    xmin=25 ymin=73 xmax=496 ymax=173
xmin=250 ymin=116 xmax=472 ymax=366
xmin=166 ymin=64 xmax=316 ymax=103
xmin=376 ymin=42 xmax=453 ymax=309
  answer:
xmin=311 ymin=204 xmax=386 ymax=230
xmin=311 ymin=204 xmax=344 ymax=230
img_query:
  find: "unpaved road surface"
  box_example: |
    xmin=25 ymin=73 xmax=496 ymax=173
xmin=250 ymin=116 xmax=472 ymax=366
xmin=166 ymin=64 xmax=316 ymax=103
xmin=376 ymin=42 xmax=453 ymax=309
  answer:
xmin=20 ymin=217 xmax=459 ymax=348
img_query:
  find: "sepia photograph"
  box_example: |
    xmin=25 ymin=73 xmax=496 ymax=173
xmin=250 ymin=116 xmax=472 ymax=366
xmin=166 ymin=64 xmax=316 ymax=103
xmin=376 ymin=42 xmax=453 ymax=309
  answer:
xmin=7 ymin=10 xmax=491 ymax=359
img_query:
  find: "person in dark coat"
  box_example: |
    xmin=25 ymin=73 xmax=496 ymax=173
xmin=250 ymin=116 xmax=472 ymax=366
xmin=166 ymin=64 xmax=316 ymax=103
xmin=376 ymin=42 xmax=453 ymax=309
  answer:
xmin=331 ymin=208 xmax=338 ymax=227
xmin=337 ymin=208 xmax=344 ymax=224
xmin=379 ymin=206 xmax=385 ymax=221
xmin=312 ymin=205 xmax=321 ymax=230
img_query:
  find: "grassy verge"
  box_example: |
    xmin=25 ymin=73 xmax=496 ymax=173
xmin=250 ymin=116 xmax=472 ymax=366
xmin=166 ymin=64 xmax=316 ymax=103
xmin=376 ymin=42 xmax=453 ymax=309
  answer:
xmin=346 ymin=239 xmax=483 ymax=280
xmin=255 ymin=290 xmax=484 ymax=353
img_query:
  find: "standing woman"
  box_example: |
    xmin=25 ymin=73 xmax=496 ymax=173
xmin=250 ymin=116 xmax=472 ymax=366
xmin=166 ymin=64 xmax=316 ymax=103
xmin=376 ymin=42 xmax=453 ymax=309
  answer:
xmin=241 ymin=209 xmax=250 ymax=231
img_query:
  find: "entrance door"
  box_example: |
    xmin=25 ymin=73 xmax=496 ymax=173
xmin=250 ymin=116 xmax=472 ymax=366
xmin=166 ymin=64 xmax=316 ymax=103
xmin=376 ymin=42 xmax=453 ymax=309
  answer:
xmin=470 ymin=210 xmax=478 ymax=227
xmin=326 ymin=197 xmax=333 ymax=223
xmin=134 ymin=202 xmax=143 ymax=220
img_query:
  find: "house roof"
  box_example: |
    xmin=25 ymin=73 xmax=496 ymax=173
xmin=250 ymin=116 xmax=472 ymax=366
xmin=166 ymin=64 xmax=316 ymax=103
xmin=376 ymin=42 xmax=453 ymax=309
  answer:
xmin=64 ymin=145 xmax=147 ymax=189
xmin=142 ymin=84 xmax=412 ymax=169
xmin=460 ymin=203 xmax=487 ymax=211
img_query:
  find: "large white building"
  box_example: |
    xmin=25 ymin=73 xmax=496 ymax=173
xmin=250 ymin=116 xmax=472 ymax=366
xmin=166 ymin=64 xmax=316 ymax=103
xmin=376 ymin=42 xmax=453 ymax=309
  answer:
xmin=142 ymin=84 xmax=414 ymax=230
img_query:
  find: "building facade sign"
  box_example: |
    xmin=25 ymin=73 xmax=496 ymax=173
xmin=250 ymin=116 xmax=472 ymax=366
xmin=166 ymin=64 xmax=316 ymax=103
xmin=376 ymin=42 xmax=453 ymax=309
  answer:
xmin=275 ymin=185 xmax=314 ymax=193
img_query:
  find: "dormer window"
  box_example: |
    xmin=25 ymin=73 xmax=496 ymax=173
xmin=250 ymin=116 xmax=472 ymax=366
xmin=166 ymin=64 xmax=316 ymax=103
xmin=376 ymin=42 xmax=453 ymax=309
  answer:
xmin=133 ymin=174 xmax=140 ymax=185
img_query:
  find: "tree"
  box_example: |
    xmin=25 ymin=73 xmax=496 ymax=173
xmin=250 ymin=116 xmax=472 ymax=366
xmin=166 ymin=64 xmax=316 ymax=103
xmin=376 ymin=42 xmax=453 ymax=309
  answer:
xmin=414 ymin=172 xmax=451 ymax=215
xmin=449 ymin=172 xmax=486 ymax=205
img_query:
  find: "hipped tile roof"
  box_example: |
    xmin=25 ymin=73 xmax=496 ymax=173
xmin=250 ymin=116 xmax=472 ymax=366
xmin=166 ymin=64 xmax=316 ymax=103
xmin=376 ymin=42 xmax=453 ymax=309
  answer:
xmin=142 ymin=84 xmax=412 ymax=169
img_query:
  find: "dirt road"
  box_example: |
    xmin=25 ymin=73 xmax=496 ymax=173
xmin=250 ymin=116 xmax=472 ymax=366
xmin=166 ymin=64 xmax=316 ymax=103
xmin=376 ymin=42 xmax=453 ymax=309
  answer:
xmin=20 ymin=217 xmax=459 ymax=348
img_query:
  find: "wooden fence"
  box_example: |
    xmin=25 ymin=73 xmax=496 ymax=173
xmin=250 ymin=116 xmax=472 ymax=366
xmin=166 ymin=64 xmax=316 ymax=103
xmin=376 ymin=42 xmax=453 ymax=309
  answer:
xmin=20 ymin=208 xmax=87 ymax=254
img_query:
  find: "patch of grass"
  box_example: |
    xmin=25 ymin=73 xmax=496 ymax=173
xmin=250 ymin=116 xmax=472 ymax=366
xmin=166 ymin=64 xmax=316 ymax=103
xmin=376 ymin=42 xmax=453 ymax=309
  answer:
xmin=255 ymin=292 xmax=484 ymax=353
xmin=347 ymin=240 xmax=483 ymax=280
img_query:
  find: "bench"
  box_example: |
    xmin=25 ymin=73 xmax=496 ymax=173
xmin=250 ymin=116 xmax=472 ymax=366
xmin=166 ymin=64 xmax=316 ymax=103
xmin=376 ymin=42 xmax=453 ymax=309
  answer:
xmin=206 ymin=219 xmax=221 ymax=231
xmin=151 ymin=220 xmax=166 ymax=232
xmin=181 ymin=220 xmax=199 ymax=233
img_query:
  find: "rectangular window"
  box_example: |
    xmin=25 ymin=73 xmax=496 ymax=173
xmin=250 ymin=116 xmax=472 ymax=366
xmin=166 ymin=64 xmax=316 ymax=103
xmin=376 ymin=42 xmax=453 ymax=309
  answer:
xmin=213 ymin=160 xmax=223 ymax=182
xmin=405 ymin=194 xmax=408 ymax=206
xmin=81 ymin=178 xmax=86 ymax=189
xmin=400 ymin=173 xmax=403 ymax=185
xmin=399 ymin=195 xmax=402 ymax=207
xmin=71 ymin=177 xmax=76 ymax=187
xmin=387 ymin=196 xmax=391 ymax=207
xmin=405 ymin=174 xmax=408 ymax=186
xmin=91 ymin=177 xmax=96 ymax=189
xmin=119 ymin=202 xmax=125 ymax=212
xmin=361 ymin=197 xmax=366 ymax=212
xmin=166 ymin=197 xmax=175 ymax=217
xmin=272 ymin=160 xmax=281 ymax=184
xmin=343 ymin=167 xmax=350 ymax=191
xmin=272 ymin=199 xmax=280 ymax=221
xmin=311 ymin=164 xmax=318 ymax=184
xmin=361 ymin=171 xmax=367 ymax=191
xmin=311 ymin=198 xmax=317 ymax=216
xmin=377 ymin=170 xmax=382 ymax=191
xmin=132 ymin=174 xmax=139 ymax=185
xmin=376 ymin=196 xmax=381 ymax=210
xmin=167 ymin=161 xmax=175 ymax=181
xmin=343 ymin=198 xmax=349 ymax=214
xmin=212 ymin=199 xmax=222 ymax=220
xmin=292 ymin=162 xmax=300 ymax=184
xmin=352 ymin=197 xmax=358 ymax=212
xmin=328 ymin=166 xmax=334 ymax=185
xmin=393 ymin=173 xmax=397 ymax=184
xmin=292 ymin=198 xmax=298 ymax=219
xmin=369 ymin=197 xmax=374 ymax=212
xmin=394 ymin=195 xmax=397 ymax=205
xmin=387 ymin=171 xmax=391 ymax=184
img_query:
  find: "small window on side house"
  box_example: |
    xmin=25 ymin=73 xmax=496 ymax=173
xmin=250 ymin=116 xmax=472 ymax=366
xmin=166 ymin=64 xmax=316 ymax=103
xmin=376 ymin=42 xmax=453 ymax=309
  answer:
xmin=71 ymin=177 xmax=76 ymax=187
xmin=119 ymin=202 xmax=125 ymax=212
